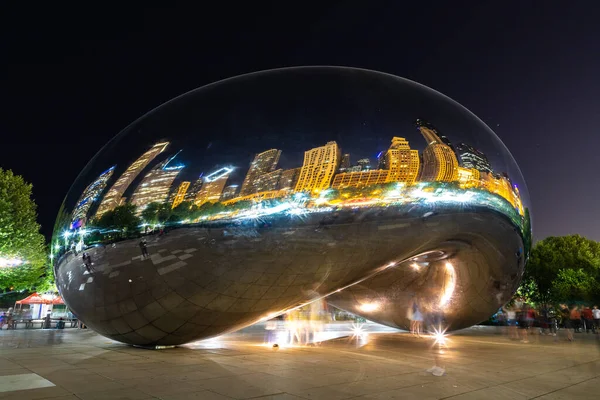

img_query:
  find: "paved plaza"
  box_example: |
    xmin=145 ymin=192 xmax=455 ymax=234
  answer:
xmin=0 ymin=324 xmax=599 ymax=400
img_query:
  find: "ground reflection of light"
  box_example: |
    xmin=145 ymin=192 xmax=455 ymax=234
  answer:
xmin=351 ymin=322 xmax=366 ymax=337
xmin=432 ymin=329 xmax=448 ymax=346
xmin=358 ymin=302 xmax=380 ymax=312
xmin=440 ymin=262 xmax=456 ymax=306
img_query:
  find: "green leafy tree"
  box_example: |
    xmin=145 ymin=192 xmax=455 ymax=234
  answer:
xmin=519 ymin=235 xmax=600 ymax=304
xmin=93 ymin=204 xmax=141 ymax=238
xmin=551 ymin=268 xmax=600 ymax=303
xmin=0 ymin=168 xmax=48 ymax=291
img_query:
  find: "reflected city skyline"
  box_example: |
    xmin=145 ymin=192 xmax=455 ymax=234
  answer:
xmin=67 ymin=118 xmax=525 ymax=233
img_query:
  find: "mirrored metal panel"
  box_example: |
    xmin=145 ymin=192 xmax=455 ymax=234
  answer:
xmin=52 ymin=67 xmax=531 ymax=346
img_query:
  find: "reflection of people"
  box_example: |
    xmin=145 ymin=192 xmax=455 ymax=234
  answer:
xmin=409 ymin=298 xmax=423 ymax=337
xmin=82 ymin=252 xmax=93 ymax=272
xmin=139 ymin=240 xmax=149 ymax=258
xmin=265 ymin=319 xmax=277 ymax=344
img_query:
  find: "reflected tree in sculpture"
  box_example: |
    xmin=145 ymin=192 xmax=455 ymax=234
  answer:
xmin=53 ymin=67 xmax=531 ymax=346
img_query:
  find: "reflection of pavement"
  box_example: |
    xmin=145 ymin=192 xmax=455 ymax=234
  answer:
xmin=55 ymin=206 xmax=524 ymax=345
xmin=0 ymin=326 xmax=598 ymax=399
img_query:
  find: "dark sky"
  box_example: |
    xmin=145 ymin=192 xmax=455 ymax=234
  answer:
xmin=1 ymin=2 xmax=599 ymax=241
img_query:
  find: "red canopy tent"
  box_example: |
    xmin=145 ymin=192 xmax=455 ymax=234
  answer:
xmin=15 ymin=293 xmax=50 ymax=305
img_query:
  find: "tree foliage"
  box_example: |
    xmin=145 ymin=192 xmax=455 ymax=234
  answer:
xmin=0 ymin=168 xmax=48 ymax=291
xmin=92 ymin=204 xmax=141 ymax=237
xmin=519 ymin=235 xmax=600 ymax=304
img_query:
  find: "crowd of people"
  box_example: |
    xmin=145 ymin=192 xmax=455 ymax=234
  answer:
xmin=500 ymin=302 xmax=600 ymax=342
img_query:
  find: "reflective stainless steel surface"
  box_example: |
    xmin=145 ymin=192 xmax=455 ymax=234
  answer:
xmin=53 ymin=66 xmax=531 ymax=346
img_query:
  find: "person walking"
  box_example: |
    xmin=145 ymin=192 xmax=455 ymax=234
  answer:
xmin=582 ymin=306 xmax=594 ymax=333
xmin=409 ymin=298 xmax=424 ymax=338
xmin=139 ymin=239 xmax=149 ymax=258
xmin=592 ymin=305 xmax=600 ymax=334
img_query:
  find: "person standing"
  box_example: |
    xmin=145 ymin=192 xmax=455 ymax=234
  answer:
xmin=592 ymin=305 xmax=600 ymax=334
xmin=582 ymin=306 xmax=594 ymax=333
xmin=139 ymin=239 xmax=149 ymax=258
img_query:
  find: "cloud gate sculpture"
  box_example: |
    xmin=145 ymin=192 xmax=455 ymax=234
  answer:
xmin=53 ymin=67 xmax=531 ymax=346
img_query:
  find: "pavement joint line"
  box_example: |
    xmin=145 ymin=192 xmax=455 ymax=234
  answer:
xmin=529 ymin=374 xmax=600 ymax=399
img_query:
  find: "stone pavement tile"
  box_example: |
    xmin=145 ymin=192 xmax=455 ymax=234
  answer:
xmin=92 ymin=365 xmax=163 ymax=380
xmin=0 ymin=386 xmax=70 ymax=400
xmin=76 ymin=387 xmax=155 ymax=400
xmin=195 ymin=374 xmax=287 ymax=399
xmin=137 ymin=381 xmax=210 ymax=397
xmin=0 ymin=360 xmax=21 ymax=369
xmin=499 ymin=374 xmax=580 ymax=398
xmin=535 ymin=377 xmax=600 ymax=399
xmin=439 ymin=386 xmax=529 ymax=400
xmin=0 ymin=367 xmax=31 ymax=376
xmin=157 ymin=390 xmax=234 ymax=400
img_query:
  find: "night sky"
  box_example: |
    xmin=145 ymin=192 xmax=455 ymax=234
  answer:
xmin=1 ymin=3 xmax=599 ymax=241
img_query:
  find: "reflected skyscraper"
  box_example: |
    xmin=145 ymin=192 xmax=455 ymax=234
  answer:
xmin=295 ymin=141 xmax=341 ymax=192
xmin=95 ymin=142 xmax=169 ymax=218
xmin=130 ymin=154 xmax=184 ymax=213
xmin=195 ymin=167 xmax=232 ymax=205
xmin=278 ymin=167 xmax=301 ymax=191
xmin=382 ymin=137 xmax=420 ymax=184
xmin=71 ymin=166 xmax=115 ymax=227
xmin=185 ymin=177 xmax=203 ymax=202
xmin=240 ymin=149 xmax=281 ymax=196
xmin=171 ymin=181 xmax=191 ymax=208
xmin=220 ymin=184 xmax=239 ymax=201
xmin=416 ymin=119 xmax=458 ymax=182
xmin=339 ymin=153 xmax=351 ymax=172
xmin=255 ymin=169 xmax=283 ymax=193
xmin=456 ymin=142 xmax=493 ymax=173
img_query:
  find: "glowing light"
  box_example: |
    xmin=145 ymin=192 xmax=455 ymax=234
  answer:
xmin=204 ymin=167 xmax=234 ymax=182
xmin=432 ymin=328 xmax=448 ymax=346
xmin=0 ymin=257 xmax=24 ymax=268
xmin=351 ymin=322 xmax=365 ymax=337
xmin=63 ymin=231 xmax=72 ymax=239
xmin=358 ymin=302 xmax=380 ymax=312
xmin=54 ymin=244 xmax=61 ymax=251
xmin=411 ymin=263 xmax=421 ymax=271
xmin=440 ymin=262 xmax=456 ymax=306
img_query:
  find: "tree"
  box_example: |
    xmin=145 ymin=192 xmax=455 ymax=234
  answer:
xmin=551 ymin=268 xmax=600 ymax=303
xmin=0 ymin=168 xmax=48 ymax=291
xmin=140 ymin=202 xmax=171 ymax=225
xmin=519 ymin=235 xmax=600 ymax=304
xmin=93 ymin=204 xmax=141 ymax=238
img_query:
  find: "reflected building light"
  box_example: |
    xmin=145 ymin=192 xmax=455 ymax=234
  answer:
xmin=240 ymin=149 xmax=281 ymax=196
xmin=440 ymin=262 xmax=456 ymax=306
xmin=295 ymin=141 xmax=341 ymax=192
xmin=71 ymin=166 xmax=116 ymax=227
xmin=171 ymin=181 xmax=191 ymax=209
xmin=195 ymin=167 xmax=233 ymax=206
xmin=95 ymin=142 xmax=169 ymax=218
xmin=130 ymin=155 xmax=184 ymax=214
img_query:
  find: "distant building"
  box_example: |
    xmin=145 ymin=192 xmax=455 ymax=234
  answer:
xmin=357 ymin=158 xmax=371 ymax=171
xmin=240 ymin=149 xmax=281 ymax=196
xmin=255 ymin=169 xmax=283 ymax=193
xmin=380 ymin=137 xmax=420 ymax=184
xmin=457 ymin=167 xmax=480 ymax=188
xmin=331 ymin=170 xmax=389 ymax=189
xmin=295 ymin=141 xmax=341 ymax=192
xmin=416 ymin=119 xmax=458 ymax=182
xmin=185 ymin=177 xmax=203 ymax=202
xmin=455 ymin=143 xmax=493 ymax=173
xmin=278 ymin=168 xmax=301 ymax=191
xmin=130 ymin=154 xmax=184 ymax=214
xmin=339 ymin=153 xmax=351 ymax=172
xmin=171 ymin=181 xmax=191 ymax=209
xmin=220 ymin=184 xmax=239 ymax=201
xmin=71 ymin=166 xmax=115 ymax=227
xmin=195 ymin=167 xmax=232 ymax=205
xmin=95 ymin=142 xmax=169 ymax=218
